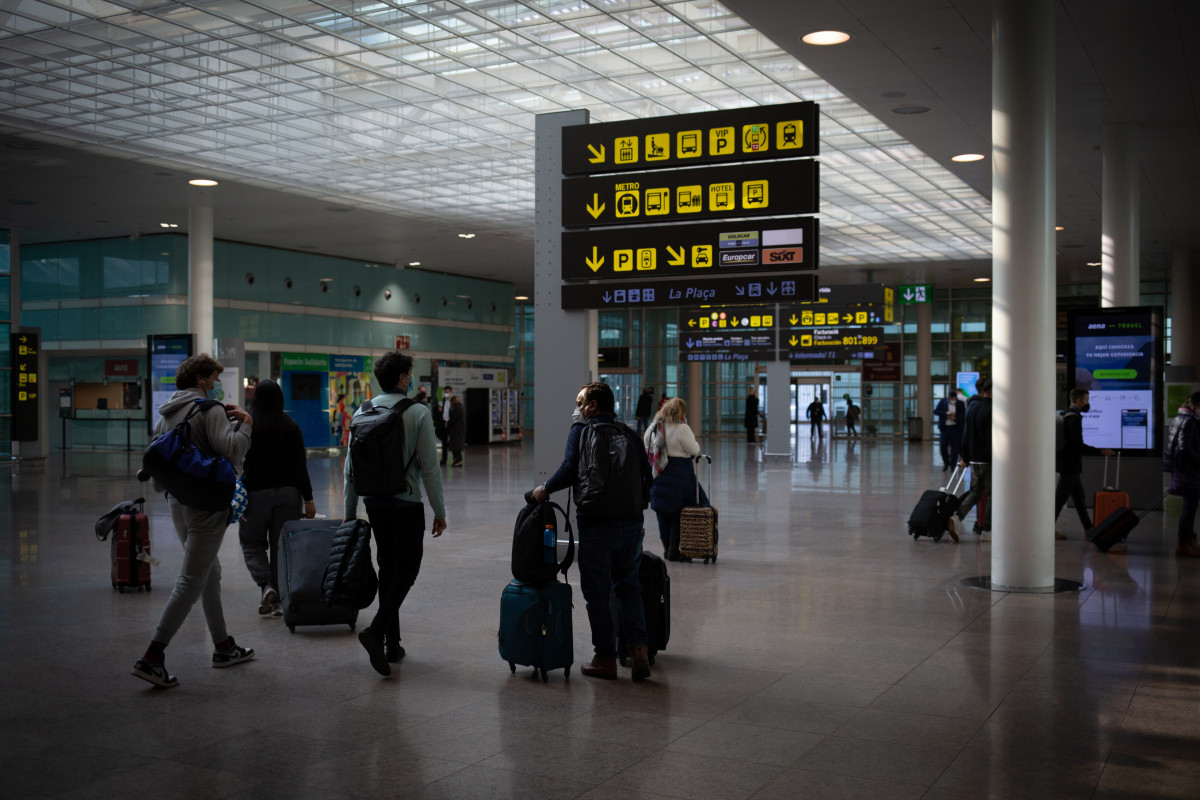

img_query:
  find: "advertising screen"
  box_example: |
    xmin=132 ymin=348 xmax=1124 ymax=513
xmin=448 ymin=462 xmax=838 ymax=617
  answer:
xmin=1067 ymin=308 xmax=1163 ymax=453
xmin=148 ymin=334 xmax=193 ymax=432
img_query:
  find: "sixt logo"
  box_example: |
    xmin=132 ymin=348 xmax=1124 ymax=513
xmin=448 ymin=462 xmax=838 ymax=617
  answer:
xmin=764 ymin=247 xmax=802 ymax=263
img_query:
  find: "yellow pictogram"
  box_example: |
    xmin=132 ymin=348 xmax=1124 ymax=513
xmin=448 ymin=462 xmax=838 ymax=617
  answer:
xmin=762 ymin=315 xmax=773 ymax=327
xmin=709 ymin=183 xmax=736 ymax=212
xmin=676 ymin=185 xmax=703 ymax=213
xmin=777 ymin=120 xmax=803 ymax=150
xmin=856 ymin=311 xmax=867 ymax=324
xmin=586 ymin=193 xmax=605 ymax=219
xmin=710 ymin=127 xmax=735 ymax=155
xmin=678 ymin=130 xmax=702 ymax=158
xmin=587 ymin=143 xmax=606 ymax=163
xmin=700 ymin=317 xmax=709 ymax=329
xmin=750 ymin=316 xmax=761 ymax=328
xmin=645 ymin=133 xmax=669 ymax=161
xmin=814 ymin=313 xmax=826 ymax=325
xmin=743 ymin=123 xmax=769 ymax=153
xmin=827 ymin=312 xmax=839 ymax=324
xmin=615 ymin=136 xmax=638 ymax=164
xmin=666 ymin=246 xmax=685 ymax=266
xmin=801 ymin=334 xmax=813 ymax=347
xmin=743 ymin=180 xmax=768 ymax=208
xmin=615 ymin=190 xmax=639 ymax=218
xmin=614 ymin=250 xmax=634 ymax=272
xmin=801 ymin=311 xmax=812 ymax=325
xmin=645 ymin=188 xmax=670 ymax=216
xmin=637 ymin=248 xmax=656 ymax=271
xmin=586 ymin=247 xmax=604 ymax=273
xmin=692 ymin=245 xmax=713 ymax=268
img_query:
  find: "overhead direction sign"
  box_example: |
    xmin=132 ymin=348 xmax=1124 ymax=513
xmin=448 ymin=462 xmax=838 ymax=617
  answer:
xmin=562 ymin=216 xmax=817 ymax=280
xmin=679 ymin=331 xmax=776 ymax=362
xmin=562 ymin=160 xmax=817 ymax=228
xmin=781 ymin=304 xmax=890 ymax=327
xmin=561 ymin=274 xmax=817 ymax=310
xmin=811 ymin=284 xmax=894 ymax=305
xmin=682 ymin=308 xmax=775 ymax=332
xmin=778 ymin=327 xmax=884 ymax=352
xmin=898 ymin=283 xmax=932 ymax=303
xmin=562 ymin=101 xmax=818 ymax=175
xmin=12 ymin=330 xmax=40 ymax=442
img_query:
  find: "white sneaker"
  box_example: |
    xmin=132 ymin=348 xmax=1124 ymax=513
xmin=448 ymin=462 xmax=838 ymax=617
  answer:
xmin=258 ymin=586 xmax=278 ymax=616
xmin=947 ymin=516 xmax=961 ymax=542
xmin=978 ymin=531 xmax=992 ymax=542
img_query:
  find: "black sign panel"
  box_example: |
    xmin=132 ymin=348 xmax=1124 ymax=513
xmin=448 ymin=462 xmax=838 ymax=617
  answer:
xmin=11 ymin=330 xmax=40 ymax=442
xmin=562 ymin=160 xmax=817 ymax=228
xmin=780 ymin=304 xmax=890 ymax=327
xmin=563 ymin=216 xmax=817 ymax=281
xmin=563 ymin=101 xmax=819 ymax=175
xmin=561 ymin=274 xmax=817 ymax=311
xmin=784 ymin=347 xmax=885 ymax=364
xmin=811 ymin=284 xmax=894 ymax=305
xmin=679 ymin=329 xmax=776 ymax=362
xmin=778 ymin=327 xmax=884 ymax=351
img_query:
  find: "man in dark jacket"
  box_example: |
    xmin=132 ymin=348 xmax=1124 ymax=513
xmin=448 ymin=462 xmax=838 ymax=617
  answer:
xmin=806 ymin=398 xmax=826 ymax=438
xmin=934 ymin=389 xmax=966 ymax=471
xmin=635 ymin=385 xmax=654 ymax=436
xmin=949 ymin=378 xmax=992 ymax=541
xmin=1054 ymin=389 xmax=1114 ymax=538
xmin=531 ymin=382 xmax=653 ymax=682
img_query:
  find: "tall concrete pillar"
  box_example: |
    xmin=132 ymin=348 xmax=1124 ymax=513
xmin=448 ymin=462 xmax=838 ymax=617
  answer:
xmin=1101 ymin=123 xmax=1140 ymax=308
xmin=188 ymin=187 xmax=215 ymax=355
xmin=1170 ymin=250 xmax=1197 ymax=369
xmin=764 ymin=360 xmax=791 ymax=458
xmin=533 ymin=110 xmax=593 ymax=480
xmin=917 ymin=302 xmax=932 ymax=441
xmin=991 ymin=0 xmax=1056 ymax=590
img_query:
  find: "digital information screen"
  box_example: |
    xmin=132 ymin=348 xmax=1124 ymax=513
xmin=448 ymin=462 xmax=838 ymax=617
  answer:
xmin=148 ymin=334 xmax=193 ymax=432
xmin=1067 ymin=307 xmax=1163 ymax=454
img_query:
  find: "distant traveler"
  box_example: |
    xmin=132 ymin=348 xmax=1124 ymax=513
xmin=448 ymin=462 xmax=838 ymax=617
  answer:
xmin=636 ymin=385 xmax=654 ymax=436
xmin=447 ymin=394 xmax=465 ymax=467
xmin=132 ymin=354 xmax=255 ymax=689
xmin=934 ymin=389 xmax=966 ymax=471
xmin=344 ymin=351 xmax=447 ymax=676
xmin=1054 ymin=389 xmax=1114 ymax=538
xmin=645 ymin=398 xmax=702 ymax=561
xmin=744 ymin=386 xmax=759 ymax=443
xmin=438 ymin=385 xmax=453 ymax=465
xmin=949 ymin=378 xmax=992 ymax=541
xmin=238 ymin=379 xmax=317 ymax=616
xmin=845 ymin=400 xmax=861 ymax=437
xmin=1164 ymin=392 xmax=1200 ymax=557
xmin=531 ymin=382 xmax=653 ymax=681
xmin=806 ymin=398 xmax=826 ymax=439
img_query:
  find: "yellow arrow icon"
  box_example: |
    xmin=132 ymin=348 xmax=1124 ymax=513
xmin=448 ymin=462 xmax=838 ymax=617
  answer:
xmin=587 ymin=144 xmax=605 ymax=163
xmin=789 ymin=315 xmax=798 ymax=325
xmin=586 ymin=246 xmax=604 ymax=272
xmin=688 ymin=319 xmax=696 ymax=327
xmin=587 ymin=193 xmax=605 ymax=219
xmin=789 ymin=335 xmax=798 ymax=346
xmin=729 ymin=318 xmax=739 ymax=327
xmin=666 ymin=246 xmax=685 ymax=266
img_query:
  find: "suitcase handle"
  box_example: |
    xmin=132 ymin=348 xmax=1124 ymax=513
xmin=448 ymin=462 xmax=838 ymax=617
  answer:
xmin=694 ymin=454 xmax=712 ymax=504
xmin=942 ymin=464 xmax=967 ymax=495
xmin=1104 ymin=453 xmax=1121 ymax=491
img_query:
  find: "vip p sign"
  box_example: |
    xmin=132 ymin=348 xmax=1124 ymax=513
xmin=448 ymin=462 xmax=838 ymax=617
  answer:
xmin=898 ymin=284 xmax=931 ymax=304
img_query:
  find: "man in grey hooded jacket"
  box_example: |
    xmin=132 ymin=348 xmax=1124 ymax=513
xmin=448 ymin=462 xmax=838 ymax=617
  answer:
xmin=132 ymin=353 xmax=255 ymax=688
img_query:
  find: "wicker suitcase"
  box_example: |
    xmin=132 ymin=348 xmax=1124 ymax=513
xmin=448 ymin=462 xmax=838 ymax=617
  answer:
xmin=679 ymin=455 xmax=718 ymax=563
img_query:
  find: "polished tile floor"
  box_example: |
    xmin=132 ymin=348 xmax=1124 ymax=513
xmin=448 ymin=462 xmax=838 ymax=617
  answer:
xmin=3 ymin=432 xmax=1198 ymax=799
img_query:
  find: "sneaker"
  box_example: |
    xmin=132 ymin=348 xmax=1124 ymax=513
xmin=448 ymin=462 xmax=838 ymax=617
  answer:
xmin=269 ymin=602 xmax=283 ymax=617
xmin=359 ymin=629 xmax=391 ymax=676
xmin=384 ymin=638 xmax=406 ymax=664
xmin=258 ymin=587 xmax=278 ymax=616
xmin=978 ymin=532 xmax=992 ymax=542
xmin=212 ymin=639 xmax=255 ymax=668
xmin=132 ymin=658 xmax=178 ymax=688
xmin=1175 ymin=540 xmax=1200 ymax=558
xmin=946 ymin=516 xmax=961 ymax=543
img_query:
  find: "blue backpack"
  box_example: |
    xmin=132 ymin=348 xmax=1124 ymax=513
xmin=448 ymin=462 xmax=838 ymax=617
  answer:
xmin=142 ymin=399 xmax=237 ymax=511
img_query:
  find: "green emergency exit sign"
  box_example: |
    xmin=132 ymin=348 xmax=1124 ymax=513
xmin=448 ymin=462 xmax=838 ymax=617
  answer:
xmin=898 ymin=284 xmax=932 ymax=304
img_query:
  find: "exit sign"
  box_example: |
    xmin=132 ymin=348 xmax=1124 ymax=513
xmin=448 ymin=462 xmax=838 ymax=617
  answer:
xmin=898 ymin=284 xmax=931 ymax=304
xmin=394 ymin=335 xmax=411 ymax=350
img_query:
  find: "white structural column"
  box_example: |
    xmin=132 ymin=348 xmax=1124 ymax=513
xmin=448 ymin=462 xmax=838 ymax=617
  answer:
xmin=764 ymin=359 xmax=791 ymax=457
xmin=916 ymin=302 xmax=932 ymax=440
xmin=188 ymin=187 xmax=215 ymax=355
xmin=991 ymin=0 xmax=1057 ymax=590
xmin=1170 ymin=250 xmax=1196 ymax=369
xmin=1101 ymin=123 xmax=1140 ymax=307
xmin=533 ymin=110 xmax=593 ymax=479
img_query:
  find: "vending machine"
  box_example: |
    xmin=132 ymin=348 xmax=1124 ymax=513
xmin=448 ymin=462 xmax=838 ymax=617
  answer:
xmin=506 ymin=388 xmax=523 ymax=441
xmin=489 ymin=389 xmax=506 ymax=442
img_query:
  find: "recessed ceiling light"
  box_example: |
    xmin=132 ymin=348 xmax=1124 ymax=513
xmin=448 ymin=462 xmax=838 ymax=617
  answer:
xmin=458 ymin=233 xmax=476 ymax=239
xmin=319 ymin=278 xmax=333 ymax=282
xmin=892 ymin=105 xmax=931 ymax=115
xmin=974 ymin=277 xmax=991 ymax=283
xmin=408 ymin=261 xmax=421 ymax=267
xmin=515 ymin=295 xmax=530 ymax=301
xmin=801 ymin=30 xmax=851 ymax=45
xmin=158 ymin=222 xmax=178 ymax=228
xmin=1086 ymin=262 xmax=1101 ymax=267
xmin=952 ymin=153 xmax=985 ymax=162
xmin=188 ymin=179 xmax=218 ymax=186
xmin=1055 ymin=226 xmax=1065 ymax=231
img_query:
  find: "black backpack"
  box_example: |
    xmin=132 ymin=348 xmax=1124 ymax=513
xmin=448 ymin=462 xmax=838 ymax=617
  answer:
xmin=323 ymin=518 xmax=378 ymax=610
xmin=142 ymin=399 xmax=237 ymax=511
xmin=512 ymin=492 xmax=575 ymax=586
xmin=574 ymin=421 xmax=647 ymax=520
xmin=348 ymin=398 xmax=418 ymax=497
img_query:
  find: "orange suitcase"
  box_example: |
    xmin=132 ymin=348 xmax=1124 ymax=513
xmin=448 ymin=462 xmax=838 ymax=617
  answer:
xmin=1093 ymin=455 xmax=1129 ymax=526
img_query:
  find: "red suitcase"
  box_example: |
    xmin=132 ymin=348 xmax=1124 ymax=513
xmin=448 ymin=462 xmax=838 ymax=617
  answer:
xmin=1094 ymin=455 xmax=1129 ymax=526
xmin=112 ymin=509 xmax=152 ymax=593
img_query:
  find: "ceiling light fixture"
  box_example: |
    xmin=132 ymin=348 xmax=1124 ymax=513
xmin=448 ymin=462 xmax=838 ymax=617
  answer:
xmin=892 ymin=105 xmax=931 ymax=115
xmin=158 ymin=222 xmax=178 ymax=228
xmin=1086 ymin=262 xmax=1101 ymax=267
xmin=1055 ymin=226 xmax=1065 ymax=231
xmin=974 ymin=277 xmax=991 ymax=283
xmin=952 ymin=153 xmax=985 ymax=162
xmin=408 ymin=261 xmax=421 ymax=267
xmin=188 ymin=179 xmax=218 ymax=186
xmin=458 ymin=233 xmax=476 ymax=239
xmin=515 ymin=295 xmax=530 ymax=301
xmin=801 ymin=30 xmax=851 ymax=45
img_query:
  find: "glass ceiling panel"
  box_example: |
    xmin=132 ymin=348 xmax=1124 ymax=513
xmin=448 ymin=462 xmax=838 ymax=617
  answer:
xmin=0 ymin=0 xmax=991 ymax=263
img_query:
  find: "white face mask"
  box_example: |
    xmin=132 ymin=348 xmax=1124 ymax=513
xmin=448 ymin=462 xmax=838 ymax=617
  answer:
xmin=572 ymin=407 xmax=583 ymax=423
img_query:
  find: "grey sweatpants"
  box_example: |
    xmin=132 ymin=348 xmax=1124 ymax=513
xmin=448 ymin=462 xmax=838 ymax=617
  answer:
xmin=153 ymin=500 xmax=230 ymax=647
xmin=238 ymin=486 xmax=302 ymax=590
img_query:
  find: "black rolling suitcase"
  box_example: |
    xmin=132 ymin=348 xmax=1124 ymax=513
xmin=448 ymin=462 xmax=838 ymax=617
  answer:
xmin=278 ymin=518 xmax=359 ymax=633
xmin=1087 ymin=490 xmax=1168 ymax=553
xmin=908 ymin=466 xmax=966 ymax=541
xmin=616 ymin=549 xmax=670 ymax=666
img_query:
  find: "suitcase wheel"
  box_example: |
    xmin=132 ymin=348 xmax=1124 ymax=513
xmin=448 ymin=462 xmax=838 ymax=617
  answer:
xmin=509 ymin=661 xmax=516 ymax=674
xmin=348 ymin=623 xmax=355 ymax=632
xmin=117 ymin=585 xmax=125 ymax=594
xmin=648 ymin=654 xmax=656 ymax=667
xmin=287 ymin=625 xmax=296 ymax=634
xmin=539 ymin=668 xmax=548 ymax=682
xmin=703 ymin=557 xmax=709 ymax=564
xmin=711 ymin=553 xmax=717 ymax=563
xmin=144 ymin=583 xmax=151 ymax=592
xmin=564 ymin=666 xmax=570 ymax=681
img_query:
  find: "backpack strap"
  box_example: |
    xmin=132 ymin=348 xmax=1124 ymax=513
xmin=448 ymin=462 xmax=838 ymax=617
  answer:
xmin=555 ymin=495 xmax=575 ymax=581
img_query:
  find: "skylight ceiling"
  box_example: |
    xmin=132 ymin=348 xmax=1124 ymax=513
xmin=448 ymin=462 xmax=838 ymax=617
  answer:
xmin=0 ymin=0 xmax=992 ymax=266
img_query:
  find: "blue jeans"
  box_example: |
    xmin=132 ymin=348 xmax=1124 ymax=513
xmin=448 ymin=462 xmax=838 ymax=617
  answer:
xmin=1179 ymin=493 xmax=1199 ymax=545
xmin=577 ymin=518 xmax=646 ymax=660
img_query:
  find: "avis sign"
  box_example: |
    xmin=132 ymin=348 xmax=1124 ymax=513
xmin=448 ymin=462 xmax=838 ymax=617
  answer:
xmin=898 ymin=284 xmax=931 ymax=304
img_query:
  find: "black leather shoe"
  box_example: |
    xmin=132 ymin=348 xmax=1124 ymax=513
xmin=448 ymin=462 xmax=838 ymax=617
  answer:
xmin=358 ymin=629 xmax=391 ymax=676
xmin=629 ymin=644 xmax=651 ymax=682
xmin=384 ymin=638 xmax=405 ymax=663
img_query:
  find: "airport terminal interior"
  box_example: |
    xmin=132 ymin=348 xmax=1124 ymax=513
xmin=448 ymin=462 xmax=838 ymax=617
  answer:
xmin=3 ymin=0 xmax=1200 ymax=798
